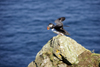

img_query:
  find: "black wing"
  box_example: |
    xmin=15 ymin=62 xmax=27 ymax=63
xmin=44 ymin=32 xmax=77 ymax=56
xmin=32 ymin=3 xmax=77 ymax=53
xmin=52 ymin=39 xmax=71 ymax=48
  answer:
xmin=55 ymin=17 xmax=65 ymax=27
xmin=62 ymin=29 xmax=70 ymax=35
xmin=54 ymin=26 xmax=70 ymax=35
xmin=54 ymin=17 xmax=70 ymax=35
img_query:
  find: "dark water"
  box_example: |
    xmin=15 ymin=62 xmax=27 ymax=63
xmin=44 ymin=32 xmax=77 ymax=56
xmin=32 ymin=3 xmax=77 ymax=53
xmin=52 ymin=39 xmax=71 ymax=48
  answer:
xmin=0 ymin=0 xmax=100 ymax=67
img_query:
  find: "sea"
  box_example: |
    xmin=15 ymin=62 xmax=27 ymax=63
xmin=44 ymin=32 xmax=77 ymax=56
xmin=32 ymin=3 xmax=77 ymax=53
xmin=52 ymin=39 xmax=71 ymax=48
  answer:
xmin=0 ymin=0 xmax=100 ymax=67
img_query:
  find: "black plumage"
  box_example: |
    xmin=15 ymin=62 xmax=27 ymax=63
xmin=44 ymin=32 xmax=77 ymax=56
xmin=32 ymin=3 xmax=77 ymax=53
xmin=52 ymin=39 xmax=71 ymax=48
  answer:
xmin=47 ymin=17 xmax=70 ymax=35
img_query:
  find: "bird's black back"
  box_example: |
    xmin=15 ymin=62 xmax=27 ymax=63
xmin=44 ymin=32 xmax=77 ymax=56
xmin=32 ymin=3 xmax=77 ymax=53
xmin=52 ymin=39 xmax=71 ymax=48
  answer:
xmin=54 ymin=26 xmax=70 ymax=35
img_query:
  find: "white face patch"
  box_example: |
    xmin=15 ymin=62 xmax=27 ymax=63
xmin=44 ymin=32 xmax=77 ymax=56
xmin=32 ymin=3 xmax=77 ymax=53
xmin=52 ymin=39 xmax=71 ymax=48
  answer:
xmin=49 ymin=24 xmax=53 ymax=27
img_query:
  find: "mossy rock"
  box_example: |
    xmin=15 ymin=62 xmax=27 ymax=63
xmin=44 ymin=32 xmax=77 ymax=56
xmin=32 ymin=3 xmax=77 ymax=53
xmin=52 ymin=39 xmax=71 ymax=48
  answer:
xmin=68 ymin=50 xmax=100 ymax=67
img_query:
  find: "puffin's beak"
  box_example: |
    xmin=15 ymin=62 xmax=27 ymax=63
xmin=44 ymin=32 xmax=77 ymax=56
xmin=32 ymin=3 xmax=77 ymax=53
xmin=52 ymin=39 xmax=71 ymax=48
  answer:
xmin=47 ymin=27 xmax=50 ymax=30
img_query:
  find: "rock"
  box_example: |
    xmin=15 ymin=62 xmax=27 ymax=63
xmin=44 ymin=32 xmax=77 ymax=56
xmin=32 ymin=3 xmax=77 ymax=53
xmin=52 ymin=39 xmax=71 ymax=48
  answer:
xmin=28 ymin=61 xmax=36 ymax=67
xmin=28 ymin=35 xmax=100 ymax=67
xmin=51 ymin=35 xmax=86 ymax=64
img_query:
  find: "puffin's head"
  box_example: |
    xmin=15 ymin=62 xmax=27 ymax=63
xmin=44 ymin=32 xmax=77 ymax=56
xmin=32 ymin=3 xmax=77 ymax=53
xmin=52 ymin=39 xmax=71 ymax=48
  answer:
xmin=47 ymin=23 xmax=55 ymax=30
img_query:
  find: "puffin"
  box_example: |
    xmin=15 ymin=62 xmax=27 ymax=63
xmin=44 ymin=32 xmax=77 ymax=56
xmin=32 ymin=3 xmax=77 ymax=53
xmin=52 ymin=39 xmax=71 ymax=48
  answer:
xmin=47 ymin=17 xmax=70 ymax=35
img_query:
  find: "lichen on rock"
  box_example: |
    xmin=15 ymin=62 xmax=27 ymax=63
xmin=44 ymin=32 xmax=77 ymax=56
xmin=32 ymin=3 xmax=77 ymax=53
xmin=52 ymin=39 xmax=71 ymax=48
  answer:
xmin=28 ymin=35 xmax=100 ymax=67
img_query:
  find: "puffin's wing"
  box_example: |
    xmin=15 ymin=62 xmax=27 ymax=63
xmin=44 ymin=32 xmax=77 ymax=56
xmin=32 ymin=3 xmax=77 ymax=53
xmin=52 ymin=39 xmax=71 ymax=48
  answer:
xmin=63 ymin=29 xmax=70 ymax=35
xmin=54 ymin=26 xmax=70 ymax=35
xmin=58 ymin=17 xmax=65 ymax=21
xmin=58 ymin=29 xmax=70 ymax=35
xmin=54 ymin=17 xmax=65 ymax=27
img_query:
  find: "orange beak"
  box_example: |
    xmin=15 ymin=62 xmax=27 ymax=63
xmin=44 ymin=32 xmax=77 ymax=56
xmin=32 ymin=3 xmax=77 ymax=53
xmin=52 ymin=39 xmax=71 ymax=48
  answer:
xmin=47 ymin=27 xmax=50 ymax=30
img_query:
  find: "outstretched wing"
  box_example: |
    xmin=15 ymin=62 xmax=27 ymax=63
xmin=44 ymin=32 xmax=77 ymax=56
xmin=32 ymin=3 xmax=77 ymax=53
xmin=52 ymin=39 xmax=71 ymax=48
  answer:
xmin=54 ymin=17 xmax=65 ymax=27
xmin=54 ymin=17 xmax=70 ymax=35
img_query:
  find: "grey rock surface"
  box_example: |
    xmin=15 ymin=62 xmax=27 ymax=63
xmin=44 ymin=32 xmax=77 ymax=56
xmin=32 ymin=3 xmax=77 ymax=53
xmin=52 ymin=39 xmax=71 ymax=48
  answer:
xmin=28 ymin=35 xmax=87 ymax=67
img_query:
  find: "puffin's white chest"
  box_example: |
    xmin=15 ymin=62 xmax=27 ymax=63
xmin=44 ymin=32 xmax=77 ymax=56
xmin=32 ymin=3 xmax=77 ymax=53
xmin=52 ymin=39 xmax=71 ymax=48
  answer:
xmin=51 ymin=29 xmax=64 ymax=35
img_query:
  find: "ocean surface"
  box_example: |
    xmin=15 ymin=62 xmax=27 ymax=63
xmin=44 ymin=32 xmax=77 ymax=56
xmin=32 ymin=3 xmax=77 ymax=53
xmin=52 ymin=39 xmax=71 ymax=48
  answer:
xmin=0 ymin=0 xmax=100 ymax=67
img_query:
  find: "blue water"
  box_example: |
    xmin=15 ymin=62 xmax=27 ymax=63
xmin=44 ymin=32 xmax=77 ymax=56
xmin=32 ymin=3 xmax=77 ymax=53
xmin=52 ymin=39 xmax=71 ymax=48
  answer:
xmin=0 ymin=0 xmax=100 ymax=67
